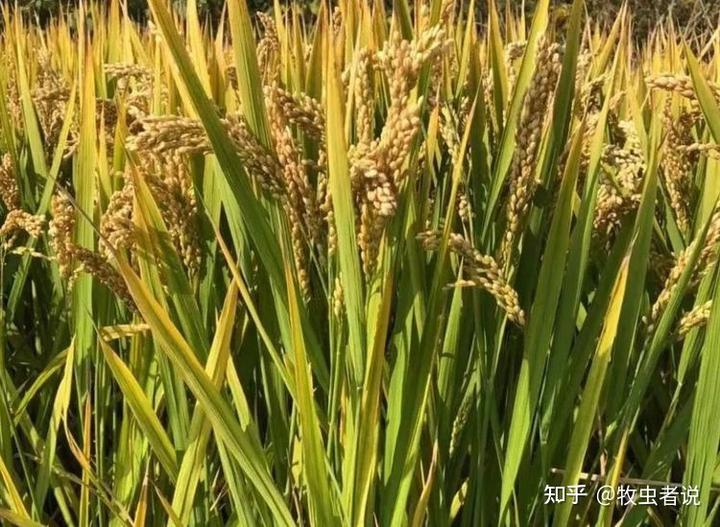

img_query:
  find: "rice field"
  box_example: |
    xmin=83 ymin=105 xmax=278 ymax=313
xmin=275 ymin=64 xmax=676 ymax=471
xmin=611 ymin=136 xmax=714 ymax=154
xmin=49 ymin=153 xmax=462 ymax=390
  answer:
xmin=0 ymin=0 xmax=719 ymax=525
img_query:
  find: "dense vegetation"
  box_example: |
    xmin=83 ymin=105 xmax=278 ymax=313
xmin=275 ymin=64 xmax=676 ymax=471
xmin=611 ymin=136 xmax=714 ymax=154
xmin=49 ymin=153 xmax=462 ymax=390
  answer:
xmin=1 ymin=0 xmax=720 ymax=526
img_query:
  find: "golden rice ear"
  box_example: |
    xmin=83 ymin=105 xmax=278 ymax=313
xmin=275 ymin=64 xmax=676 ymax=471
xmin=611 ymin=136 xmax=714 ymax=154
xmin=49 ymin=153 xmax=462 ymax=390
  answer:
xmin=678 ymin=299 xmax=713 ymax=337
xmin=418 ymin=230 xmax=526 ymax=325
xmin=49 ymin=191 xmax=77 ymax=281
xmin=0 ymin=153 xmax=19 ymax=210
xmin=501 ymin=36 xmax=563 ymax=266
xmin=100 ymin=173 xmax=135 ymax=258
xmin=265 ymin=81 xmax=316 ymax=296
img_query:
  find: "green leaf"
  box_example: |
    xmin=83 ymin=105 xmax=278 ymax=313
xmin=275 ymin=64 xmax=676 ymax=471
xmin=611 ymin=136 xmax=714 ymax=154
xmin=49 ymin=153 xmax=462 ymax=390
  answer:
xmin=98 ymin=337 xmax=178 ymax=481
xmin=114 ymin=256 xmax=294 ymax=525
xmin=681 ymin=262 xmax=720 ymax=525
xmin=555 ymin=251 xmax=630 ymax=526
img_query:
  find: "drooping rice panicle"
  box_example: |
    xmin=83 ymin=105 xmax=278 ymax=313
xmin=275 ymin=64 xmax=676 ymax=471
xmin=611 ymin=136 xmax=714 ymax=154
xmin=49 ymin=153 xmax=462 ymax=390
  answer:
xmin=419 ymin=230 xmax=525 ymax=325
xmin=500 ymin=37 xmax=563 ymax=265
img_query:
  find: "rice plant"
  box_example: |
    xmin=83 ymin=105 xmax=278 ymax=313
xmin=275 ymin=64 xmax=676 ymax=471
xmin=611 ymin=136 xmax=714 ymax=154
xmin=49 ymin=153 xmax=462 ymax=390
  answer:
xmin=0 ymin=0 xmax=719 ymax=525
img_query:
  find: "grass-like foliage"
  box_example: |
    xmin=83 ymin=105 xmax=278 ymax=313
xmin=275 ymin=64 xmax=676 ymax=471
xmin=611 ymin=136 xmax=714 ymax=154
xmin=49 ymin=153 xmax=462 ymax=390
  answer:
xmin=0 ymin=0 xmax=719 ymax=525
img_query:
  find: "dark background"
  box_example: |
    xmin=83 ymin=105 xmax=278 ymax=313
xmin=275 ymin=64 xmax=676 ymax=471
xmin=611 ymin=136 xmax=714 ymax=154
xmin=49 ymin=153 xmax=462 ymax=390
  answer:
xmin=8 ymin=0 xmax=720 ymax=37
